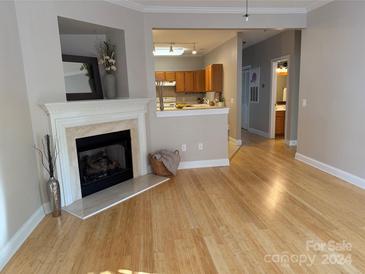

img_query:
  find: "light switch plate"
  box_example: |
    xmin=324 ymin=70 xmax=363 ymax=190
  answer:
xmin=181 ymin=144 xmax=187 ymax=152
xmin=302 ymin=99 xmax=307 ymax=107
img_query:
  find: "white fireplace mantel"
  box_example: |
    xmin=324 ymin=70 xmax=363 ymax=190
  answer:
xmin=43 ymin=98 xmax=151 ymax=206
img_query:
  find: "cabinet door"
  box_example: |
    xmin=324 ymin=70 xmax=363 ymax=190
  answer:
xmin=155 ymin=71 xmax=165 ymax=81
xmin=205 ymin=66 xmax=211 ymax=92
xmin=165 ymin=71 xmax=176 ymax=81
xmin=175 ymin=72 xmax=185 ymax=92
xmin=194 ymin=70 xmax=205 ymax=92
xmin=184 ymin=71 xmax=194 ymax=92
xmin=211 ymin=64 xmax=223 ymax=92
xmin=275 ymin=111 xmax=285 ymax=136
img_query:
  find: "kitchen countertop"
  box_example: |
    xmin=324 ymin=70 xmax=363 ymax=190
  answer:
xmin=156 ymin=104 xmax=229 ymax=118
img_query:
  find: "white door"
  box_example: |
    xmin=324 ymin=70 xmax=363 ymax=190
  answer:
xmin=242 ymin=68 xmax=250 ymax=129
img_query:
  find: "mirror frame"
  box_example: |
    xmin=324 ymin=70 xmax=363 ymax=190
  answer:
xmin=62 ymin=54 xmax=104 ymax=101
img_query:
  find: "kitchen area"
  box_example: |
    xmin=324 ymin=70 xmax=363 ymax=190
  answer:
xmin=155 ymin=64 xmax=224 ymax=111
xmin=152 ymin=29 xmax=234 ymax=113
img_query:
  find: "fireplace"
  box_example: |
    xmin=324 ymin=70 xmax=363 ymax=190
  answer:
xmin=76 ymin=130 xmax=133 ymax=197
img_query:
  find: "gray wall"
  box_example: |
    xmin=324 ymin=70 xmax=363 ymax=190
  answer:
xmin=204 ymin=37 xmax=241 ymax=140
xmin=243 ymin=30 xmax=301 ymax=141
xmin=298 ymin=1 xmax=365 ymax=179
xmin=14 ymin=0 xmax=147 ymax=207
xmin=0 ymin=0 xmax=42 ymax=257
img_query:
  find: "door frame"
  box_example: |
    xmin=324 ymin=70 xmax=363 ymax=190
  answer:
xmin=242 ymin=65 xmax=251 ymax=130
xmin=270 ymin=55 xmax=290 ymax=139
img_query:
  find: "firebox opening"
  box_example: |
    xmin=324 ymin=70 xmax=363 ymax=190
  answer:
xmin=76 ymin=130 xmax=133 ymax=197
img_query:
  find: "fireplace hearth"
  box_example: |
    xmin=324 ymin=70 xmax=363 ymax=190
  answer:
xmin=76 ymin=130 xmax=133 ymax=197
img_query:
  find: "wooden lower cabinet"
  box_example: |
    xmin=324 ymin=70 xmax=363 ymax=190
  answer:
xmin=275 ymin=111 xmax=285 ymax=137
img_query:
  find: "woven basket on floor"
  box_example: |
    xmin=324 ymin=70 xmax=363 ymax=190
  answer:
xmin=149 ymin=151 xmax=179 ymax=177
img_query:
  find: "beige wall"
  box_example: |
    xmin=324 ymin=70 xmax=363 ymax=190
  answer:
xmin=204 ymin=37 xmax=241 ymax=140
xmin=0 ymin=0 xmax=42 ymax=258
xmin=298 ymin=1 xmax=365 ymax=179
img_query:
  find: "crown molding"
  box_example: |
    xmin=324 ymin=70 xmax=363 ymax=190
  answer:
xmin=106 ymin=0 xmax=309 ymax=14
xmin=143 ymin=6 xmax=307 ymax=14
xmin=306 ymin=0 xmax=334 ymax=12
xmin=106 ymin=0 xmax=144 ymax=12
xmin=106 ymin=0 xmax=334 ymax=14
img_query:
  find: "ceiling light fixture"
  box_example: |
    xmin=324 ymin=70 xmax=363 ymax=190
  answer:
xmin=169 ymin=43 xmax=174 ymax=53
xmin=153 ymin=47 xmax=185 ymax=56
xmin=243 ymin=0 xmax=249 ymax=22
xmin=192 ymin=43 xmax=197 ymax=55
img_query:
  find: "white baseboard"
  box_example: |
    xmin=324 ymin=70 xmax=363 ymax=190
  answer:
xmin=42 ymin=202 xmax=52 ymax=215
xmin=295 ymin=153 xmax=365 ymax=190
xmin=248 ymin=128 xmax=270 ymax=138
xmin=229 ymin=137 xmax=242 ymax=146
xmin=286 ymin=140 xmax=297 ymax=146
xmin=0 ymin=206 xmax=45 ymax=271
xmin=178 ymin=158 xmax=230 ymax=170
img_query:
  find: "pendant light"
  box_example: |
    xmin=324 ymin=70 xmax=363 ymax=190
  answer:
xmin=169 ymin=43 xmax=174 ymax=53
xmin=192 ymin=43 xmax=197 ymax=55
xmin=244 ymin=0 xmax=249 ymax=22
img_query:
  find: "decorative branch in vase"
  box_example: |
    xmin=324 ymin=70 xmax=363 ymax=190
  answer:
xmin=34 ymin=135 xmax=61 ymax=217
xmin=98 ymin=40 xmax=117 ymax=99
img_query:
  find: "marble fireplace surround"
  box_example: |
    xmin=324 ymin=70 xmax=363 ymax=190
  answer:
xmin=43 ymin=98 xmax=150 ymax=207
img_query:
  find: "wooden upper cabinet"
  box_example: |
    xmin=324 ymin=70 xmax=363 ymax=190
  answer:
xmin=165 ymin=71 xmax=176 ymax=81
xmin=155 ymin=71 xmax=165 ymax=81
xmin=194 ymin=70 xmax=205 ymax=92
xmin=184 ymin=71 xmax=194 ymax=92
xmin=205 ymin=64 xmax=223 ymax=92
xmin=175 ymin=72 xmax=185 ymax=92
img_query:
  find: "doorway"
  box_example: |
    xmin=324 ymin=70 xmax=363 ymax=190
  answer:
xmin=270 ymin=57 xmax=289 ymax=139
xmin=241 ymin=66 xmax=251 ymax=130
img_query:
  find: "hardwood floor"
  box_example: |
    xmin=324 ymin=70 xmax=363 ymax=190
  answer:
xmin=4 ymin=132 xmax=365 ymax=273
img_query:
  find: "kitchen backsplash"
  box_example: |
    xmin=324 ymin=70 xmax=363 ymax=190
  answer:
xmin=156 ymin=86 xmax=205 ymax=104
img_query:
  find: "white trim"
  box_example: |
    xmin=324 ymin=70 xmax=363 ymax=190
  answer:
xmin=270 ymin=56 xmax=290 ymax=139
xmin=229 ymin=136 xmax=242 ymax=146
xmin=295 ymin=153 xmax=365 ymax=190
xmin=107 ymin=0 xmax=332 ymax=14
xmin=178 ymin=158 xmax=229 ymax=169
xmin=286 ymin=140 xmax=297 ymax=146
xmin=143 ymin=6 xmax=307 ymax=14
xmin=156 ymin=107 xmax=229 ymax=118
xmin=0 ymin=207 xmax=45 ymax=271
xmin=43 ymin=98 xmax=151 ymax=207
xmin=248 ymin=128 xmax=270 ymax=138
xmin=106 ymin=0 xmax=144 ymax=11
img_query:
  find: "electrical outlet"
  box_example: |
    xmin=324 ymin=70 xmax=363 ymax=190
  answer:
xmin=198 ymin=143 xmax=204 ymax=151
xmin=181 ymin=144 xmax=187 ymax=152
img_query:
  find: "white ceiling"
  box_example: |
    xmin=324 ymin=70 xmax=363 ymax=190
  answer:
xmin=153 ymin=29 xmax=282 ymax=56
xmin=111 ymin=0 xmax=333 ymax=13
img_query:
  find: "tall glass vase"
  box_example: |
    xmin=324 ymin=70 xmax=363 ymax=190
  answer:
xmin=47 ymin=176 xmax=61 ymax=217
xmin=103 ymin=73 xmax=117 ymax=99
